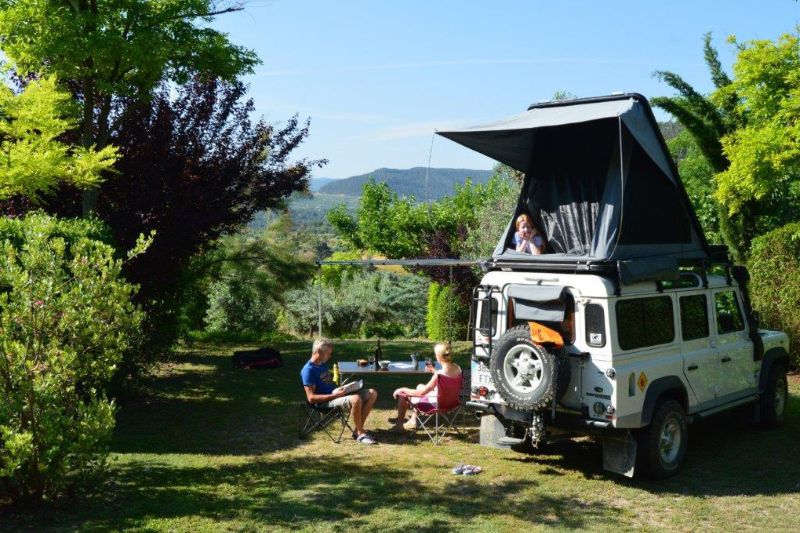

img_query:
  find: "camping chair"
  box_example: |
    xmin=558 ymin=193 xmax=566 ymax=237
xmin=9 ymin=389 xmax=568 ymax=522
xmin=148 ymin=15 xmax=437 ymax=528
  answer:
xmin=400 ymin=372 xmax=464 ymax=444
xmin=298 ymin=394 xmax=354 ymax=443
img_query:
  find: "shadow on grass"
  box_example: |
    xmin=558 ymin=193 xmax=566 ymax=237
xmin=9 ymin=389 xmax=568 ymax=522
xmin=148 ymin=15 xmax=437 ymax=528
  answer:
xmin=11 ymin=454 xmax=621 ymax=531
xmin=112 ymin=340 xmax=465 ymax=456
xmin=503 ymin=396 xmax=800 ymax=497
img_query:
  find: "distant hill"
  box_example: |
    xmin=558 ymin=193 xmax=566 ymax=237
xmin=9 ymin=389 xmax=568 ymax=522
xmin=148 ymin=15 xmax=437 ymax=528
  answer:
xmin=319 ymin=167 xmax=494 ymax=199
xmin=309 ymin=177 xmax=338 ymax=192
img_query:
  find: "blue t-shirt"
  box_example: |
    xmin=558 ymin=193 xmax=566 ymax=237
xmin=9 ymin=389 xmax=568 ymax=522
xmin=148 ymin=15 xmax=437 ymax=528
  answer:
xmin=300 ymin=360 xmax=335 ymax=395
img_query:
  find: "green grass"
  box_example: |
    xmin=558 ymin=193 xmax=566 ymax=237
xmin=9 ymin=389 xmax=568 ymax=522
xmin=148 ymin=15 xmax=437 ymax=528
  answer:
xmin=2 ymin=340 xmax=799 ymax=532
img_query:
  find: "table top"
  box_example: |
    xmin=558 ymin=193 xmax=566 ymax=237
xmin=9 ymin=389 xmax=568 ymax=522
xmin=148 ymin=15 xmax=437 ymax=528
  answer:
xmin=338 ymin=361 xmax=441 ymax=375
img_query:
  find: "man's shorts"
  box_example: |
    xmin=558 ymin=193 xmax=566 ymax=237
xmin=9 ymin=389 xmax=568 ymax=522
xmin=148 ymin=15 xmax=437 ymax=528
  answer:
xmin=323 ymin=388 xmax=370 ymax=409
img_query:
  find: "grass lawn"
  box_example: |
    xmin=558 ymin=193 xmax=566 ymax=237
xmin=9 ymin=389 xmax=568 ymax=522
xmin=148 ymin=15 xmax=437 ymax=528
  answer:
xmin=2 ymin=340 xmax=799 ymax=532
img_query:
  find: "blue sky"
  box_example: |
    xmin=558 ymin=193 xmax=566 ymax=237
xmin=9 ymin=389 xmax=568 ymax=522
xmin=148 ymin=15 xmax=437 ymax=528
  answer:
xmin=215 ymin=1 xmax=800 ymax=179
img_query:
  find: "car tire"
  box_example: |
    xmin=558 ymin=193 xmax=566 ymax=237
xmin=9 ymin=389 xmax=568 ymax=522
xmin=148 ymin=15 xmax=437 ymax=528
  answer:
xmin=635 ymin=399 xmax=687 ymax=479
xmin=489 ymin=324 xmax=568 ymax=411
xmin=760 ymin=363 xmax=788 ymax=429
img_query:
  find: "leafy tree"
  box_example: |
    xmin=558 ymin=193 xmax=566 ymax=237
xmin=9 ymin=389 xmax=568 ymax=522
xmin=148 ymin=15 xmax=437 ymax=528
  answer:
xmin=665 ymin=129 xmax=721 ymax=245
xmin=463 ymin=173 xmax=519 ymax=259
xmin=0 ymin=77 xmax=116 ymax=203
xmin=0 ymin=0 xmax=258 ymax=214
xmin=189 ymin=216 xmax=315 ymax=335
xmin=0 ymin=213 xmax=144 ymax=503
xmin=654 ymin=31 xmax=800 ymax=262
xmin=715 ymin=33 xmax=800 ymax=224
xmin=52 ymin=79 xmax=317 ymax=358
xmin=282 ymin=270 xmax=428 ymax=339
xmin=652 ymin=32 xmax=748 ymax=261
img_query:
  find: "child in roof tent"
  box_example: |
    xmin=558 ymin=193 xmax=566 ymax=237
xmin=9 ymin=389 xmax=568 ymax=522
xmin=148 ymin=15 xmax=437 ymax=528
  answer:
xmin=514 ymin=213 xmax=545 ymax=254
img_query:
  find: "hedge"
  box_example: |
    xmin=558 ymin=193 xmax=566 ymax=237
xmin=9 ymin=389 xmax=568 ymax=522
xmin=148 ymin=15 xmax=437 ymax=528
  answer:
xmin=749 ymin=222 xmax=800 ymax=368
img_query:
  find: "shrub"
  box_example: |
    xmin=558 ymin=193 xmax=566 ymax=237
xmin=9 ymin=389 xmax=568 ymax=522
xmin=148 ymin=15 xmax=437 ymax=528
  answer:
xmin=0 ymin=213 xmax=143 ymax=503
xmin=204 ymin=278 xmax=278 ymax=334
xmin=749 ymin=222 xmax=800 ymax=367
xmin=426 ymin=281 xmax=468 ymax=341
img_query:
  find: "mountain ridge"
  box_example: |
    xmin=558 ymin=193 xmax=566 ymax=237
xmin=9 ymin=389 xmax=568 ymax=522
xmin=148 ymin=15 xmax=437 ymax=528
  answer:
xmin=317 ymin=166 xmax=494 ymax=199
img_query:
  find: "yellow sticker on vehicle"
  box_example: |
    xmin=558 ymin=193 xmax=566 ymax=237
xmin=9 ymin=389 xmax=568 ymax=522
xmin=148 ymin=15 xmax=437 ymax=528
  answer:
xmin=637 ymin=372 xmax=648 ymax=392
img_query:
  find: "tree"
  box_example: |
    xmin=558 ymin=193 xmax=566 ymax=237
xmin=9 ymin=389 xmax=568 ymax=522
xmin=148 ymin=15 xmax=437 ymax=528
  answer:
xmin=665 ymin=129 xmax=721 ymax=245
xmin=0 ymin=77 xmax=116 ymax=203
xmin=652 ymin=32 xmax=748 ymax=261
xmin=653 ymin=31 xmax=800 ymax=262
xmin=715 ymin=33 xmax=800 ymax=224
xmin=328 ymin=176 xmax=515 ymax=339
xmin=0 ymin=0 xmax=259 ymax=214
xmin=190 ymin=216 xmax=315 ymax=335
xmin=62 ymin=79 xmax=317 ymax=356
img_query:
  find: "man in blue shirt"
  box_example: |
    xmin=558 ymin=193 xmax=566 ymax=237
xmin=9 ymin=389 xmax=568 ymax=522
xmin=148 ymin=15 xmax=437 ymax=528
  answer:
xmin=301 ymin=338 xmax=378 ymax=444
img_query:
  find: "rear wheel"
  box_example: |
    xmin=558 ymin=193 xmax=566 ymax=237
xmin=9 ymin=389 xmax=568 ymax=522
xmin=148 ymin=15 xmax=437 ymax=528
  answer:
xmin=760 ymin=363 xmax=788 ymax=429
xmin=635 ymin=400 xmax=687 ymax=479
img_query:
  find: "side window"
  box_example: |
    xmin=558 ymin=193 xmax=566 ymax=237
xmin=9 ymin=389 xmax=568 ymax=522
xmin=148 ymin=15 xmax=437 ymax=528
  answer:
xmin=714 ymin=290 xmax=744 ymax=334
xmin=616 ymin=296 xmax=674 ymax=350
xmin=679 ymin=294 xmax=709 ymax=341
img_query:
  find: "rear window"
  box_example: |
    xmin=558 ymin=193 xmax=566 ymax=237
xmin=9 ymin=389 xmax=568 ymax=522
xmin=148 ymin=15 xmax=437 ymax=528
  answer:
xmin=616 ymin=296 xmax=674 ymax=350
xmin=478 ymin=296 xmax=499 ymax=337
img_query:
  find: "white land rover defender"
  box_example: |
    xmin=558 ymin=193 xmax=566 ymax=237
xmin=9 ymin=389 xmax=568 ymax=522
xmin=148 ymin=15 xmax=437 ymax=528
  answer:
xmin=436 ymin=94 xmax=791 ymax=478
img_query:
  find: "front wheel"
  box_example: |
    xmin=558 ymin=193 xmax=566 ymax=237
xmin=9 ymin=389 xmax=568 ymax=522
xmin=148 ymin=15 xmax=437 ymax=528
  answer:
xmin=635 ymin=400 xmax=688 ymax=479
xmin=760 ymin=363 xmax=788 ymax=429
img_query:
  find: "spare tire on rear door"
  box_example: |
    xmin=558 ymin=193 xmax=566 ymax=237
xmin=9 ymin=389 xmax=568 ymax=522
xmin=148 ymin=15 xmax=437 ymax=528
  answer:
xmin=490 ymin=324 xmax=569 ymax=411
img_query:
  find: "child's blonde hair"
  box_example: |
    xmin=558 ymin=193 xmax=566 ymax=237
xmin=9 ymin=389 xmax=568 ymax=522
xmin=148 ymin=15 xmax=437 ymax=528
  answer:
xmin=434 ymin=342 xmax=452 ymax=362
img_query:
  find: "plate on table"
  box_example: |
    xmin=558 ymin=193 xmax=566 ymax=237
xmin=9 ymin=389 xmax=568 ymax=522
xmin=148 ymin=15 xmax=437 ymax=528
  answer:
xmin=390 ymin=362 xmax=415 ymax=370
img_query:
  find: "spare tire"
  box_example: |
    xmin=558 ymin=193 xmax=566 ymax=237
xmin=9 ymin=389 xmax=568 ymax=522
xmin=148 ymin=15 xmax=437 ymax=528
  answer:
xmin=490 ymin=324 xmax=569 ymax=411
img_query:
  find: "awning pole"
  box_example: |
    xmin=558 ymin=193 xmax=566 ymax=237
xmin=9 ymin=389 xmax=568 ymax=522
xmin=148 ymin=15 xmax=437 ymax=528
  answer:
xmin=317 ymin=268 xmax=323 ymax=337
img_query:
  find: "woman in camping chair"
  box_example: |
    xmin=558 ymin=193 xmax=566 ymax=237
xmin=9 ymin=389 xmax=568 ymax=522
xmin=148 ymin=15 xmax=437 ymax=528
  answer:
xmin=392 ymin=342 xmax=462 ymax=431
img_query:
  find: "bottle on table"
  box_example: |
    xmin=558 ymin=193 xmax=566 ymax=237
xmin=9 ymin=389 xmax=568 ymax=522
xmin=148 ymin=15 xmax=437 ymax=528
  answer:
xmin=332 ymin=362 xmax=340 ymax=385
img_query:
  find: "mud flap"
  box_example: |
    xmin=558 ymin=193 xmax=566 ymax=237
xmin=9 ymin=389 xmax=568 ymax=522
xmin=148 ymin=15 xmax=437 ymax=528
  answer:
xmin=602 ymin=430 xmax=637 ymax=478
xmin=479 ymin=413 xmax=511 ymax=449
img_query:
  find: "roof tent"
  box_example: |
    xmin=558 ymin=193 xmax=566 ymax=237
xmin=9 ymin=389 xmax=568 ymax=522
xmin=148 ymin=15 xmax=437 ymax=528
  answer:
xmin=437 ymin=94 xmax=713 ymax=285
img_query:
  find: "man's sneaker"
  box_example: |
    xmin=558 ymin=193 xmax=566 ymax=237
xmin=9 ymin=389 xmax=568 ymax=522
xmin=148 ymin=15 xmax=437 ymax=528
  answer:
xmin=356 ymin=433 xmax=376 ymax=445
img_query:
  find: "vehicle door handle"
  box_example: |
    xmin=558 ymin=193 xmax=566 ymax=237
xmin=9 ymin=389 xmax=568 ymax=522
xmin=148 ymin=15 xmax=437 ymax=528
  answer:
xmin=721 ymin=356 xmax=732 ymax=363
xmin=687 ymin=364 xmax=699 ymax=371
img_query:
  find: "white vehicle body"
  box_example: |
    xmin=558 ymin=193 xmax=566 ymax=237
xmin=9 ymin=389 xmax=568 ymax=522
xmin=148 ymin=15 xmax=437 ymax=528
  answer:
xmin=469 ymin=269 xmax=790 ymax=476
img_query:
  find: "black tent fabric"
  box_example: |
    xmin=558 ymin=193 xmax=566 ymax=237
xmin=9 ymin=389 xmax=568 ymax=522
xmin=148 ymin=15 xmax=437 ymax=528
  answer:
xmin=437 ymin=94 xmax=710 ymax=284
